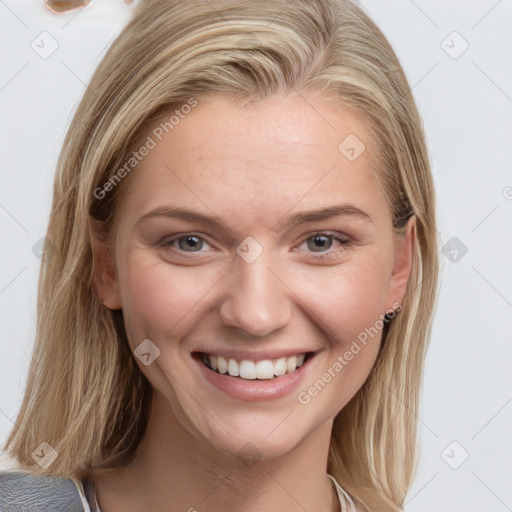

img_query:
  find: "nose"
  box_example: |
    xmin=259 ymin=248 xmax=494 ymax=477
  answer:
xmin=219 ymin=250 xmax=292 ymax=337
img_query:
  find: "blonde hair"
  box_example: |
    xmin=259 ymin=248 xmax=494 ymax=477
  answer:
xmin=3 ymin=1 xmax=439 ymax=510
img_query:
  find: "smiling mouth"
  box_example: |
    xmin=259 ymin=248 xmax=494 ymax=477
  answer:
xmin=196 ymin=352 xmax=313 ymax=380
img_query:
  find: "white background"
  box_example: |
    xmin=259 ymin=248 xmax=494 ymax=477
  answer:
xmin=1 ymin=1 xmax=511 ymax=510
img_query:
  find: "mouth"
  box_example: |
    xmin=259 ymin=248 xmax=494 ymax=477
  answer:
xmin=194 ymin=352 xmax=314 ymax=380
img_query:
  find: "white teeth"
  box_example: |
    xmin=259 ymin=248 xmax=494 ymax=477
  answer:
xmin=255 ymin=360 xmax=274 ymax=379
xmin=203 ymin=353 xmax=308 ymax=380
xmin=273 ymin=357 xmax=287 ymax=376
xmin=239 ymin=360 xmax=257 ymax=380
xmin=227 ymin=358 xmax=239 ymax=377
xmin=286 ymin=355 xmax=297 ymax=374
xmin=217 ymin=356 xmax=228 ymax=374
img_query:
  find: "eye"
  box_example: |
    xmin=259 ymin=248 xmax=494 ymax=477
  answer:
xmin=298 ymin=232 xmax=350 ymax=257
xmin=161 ymin=234 xmax=210 ymax=252
xmin=306 ymin=234 xmax=334 ymax=252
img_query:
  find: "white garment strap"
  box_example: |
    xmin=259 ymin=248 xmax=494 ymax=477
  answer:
xmin=71 ymin=478 xmax=93 ymax=512
xmin=327 ymin=473 xmax=358 ymax=512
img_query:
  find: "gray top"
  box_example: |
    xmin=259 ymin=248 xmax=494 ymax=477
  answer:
xmin=0 ymin=470 xmax=85 ymax=511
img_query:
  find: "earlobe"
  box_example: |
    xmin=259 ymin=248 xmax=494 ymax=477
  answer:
xmin=386 ymin=215 xmax=416 ymax=310
xmin=88 ymin=221 xmax=122 ymax=310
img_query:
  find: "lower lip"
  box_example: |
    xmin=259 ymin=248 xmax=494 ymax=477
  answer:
xmin=194 ymin=354 xmax=315 ymax=402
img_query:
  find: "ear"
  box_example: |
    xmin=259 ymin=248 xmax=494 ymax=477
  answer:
xmin=384 ymin=215 xmax=416 ymax=312
xmin=88 ymin=220 xmax=122 ymax=310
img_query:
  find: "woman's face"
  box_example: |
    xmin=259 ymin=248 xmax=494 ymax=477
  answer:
xmin=93 ymin=92 xmax=414 ymax=461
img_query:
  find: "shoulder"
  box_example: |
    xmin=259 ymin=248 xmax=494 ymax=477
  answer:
xmin=0 ymin=470 xmax=85 ymax=511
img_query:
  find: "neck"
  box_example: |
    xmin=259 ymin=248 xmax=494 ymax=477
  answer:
xmin=94 ymin=392 xmax=339 ymax=512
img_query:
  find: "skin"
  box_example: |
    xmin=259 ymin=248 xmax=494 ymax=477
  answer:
xmin=90 ymin=92 xmax=415 ymax=512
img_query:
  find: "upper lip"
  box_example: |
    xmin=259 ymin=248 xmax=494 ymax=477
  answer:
xmin=192 ymin=348 xmax=318 ymax=362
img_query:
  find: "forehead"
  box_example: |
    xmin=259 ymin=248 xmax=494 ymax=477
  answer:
xmin=117 ymin=92 xmax=386 ymax=228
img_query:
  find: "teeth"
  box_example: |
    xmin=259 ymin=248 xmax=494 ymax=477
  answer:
xmin=217 ymin=356 xmax=228 ymax=374
xmin=203 ymin=353 xmax=308 ymax=380
xmin=228 ymin=358 xmax=239 ymax=377
xmin=274 ymin=357 xmax=287 ymax=376
xmin=239 ymin=360 xmax=256 ymax=380
xmin=255 ymin=360 xmax=274 ymax=379
xmin=286 ymin=355 xmax=297 ymax=374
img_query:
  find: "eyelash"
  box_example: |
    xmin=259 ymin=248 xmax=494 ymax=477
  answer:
xmin=158 ymin=231 xmax=351 ymax=259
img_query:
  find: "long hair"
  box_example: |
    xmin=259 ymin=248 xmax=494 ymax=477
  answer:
xmin=3 ymin=2 xmax=439 ymax=510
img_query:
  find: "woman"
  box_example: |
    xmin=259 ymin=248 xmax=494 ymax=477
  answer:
xmin=0 ymin=1 xmax=439 ymax=511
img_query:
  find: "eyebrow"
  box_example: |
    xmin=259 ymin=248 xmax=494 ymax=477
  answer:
xmin=274 ymin=204 xmax=373 ymax=231
xmin=136 ymin=204 xmax=373 ymax=232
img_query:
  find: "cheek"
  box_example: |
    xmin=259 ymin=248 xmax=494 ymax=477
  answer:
xmin=289 ymin=252 xmax=392 ymax=342
xmin=117 ymin=253 xmax=218 ymax=341
xmin=292 ymin=259 xmax=391 ymax=411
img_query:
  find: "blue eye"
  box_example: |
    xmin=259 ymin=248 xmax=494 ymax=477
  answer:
xmin=177 ymin=235 xmax=204 ymax=251
xmin=306 ymin=235 xmax=334 ymax=252
xmin=162 ymin=234 xmax=209 ymax=252
xmin=299 ymin=232 xmax=350 ymax=257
